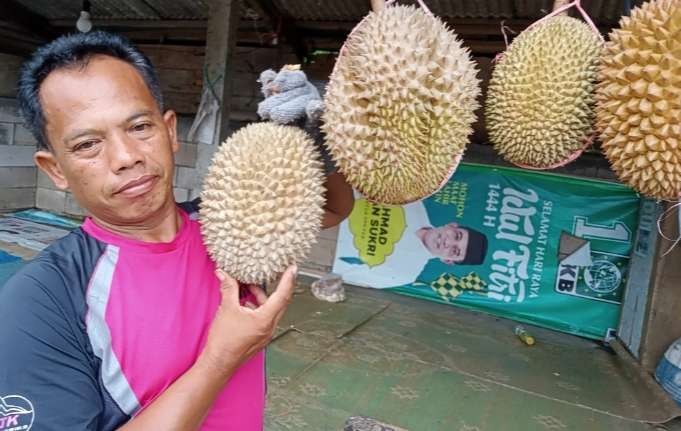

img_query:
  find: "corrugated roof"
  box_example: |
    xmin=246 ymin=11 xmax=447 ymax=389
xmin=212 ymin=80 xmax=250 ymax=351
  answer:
xmin=273 ymin=0 xmax=644 ymax=23
xmin=12 ymin=0 xmax=644 ymax=24
xmin=12 ymin=0 xmax=209 ymax=20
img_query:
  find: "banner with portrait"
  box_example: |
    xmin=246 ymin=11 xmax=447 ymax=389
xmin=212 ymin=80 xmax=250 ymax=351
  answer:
xmin=333 ymin=163 xmax=640 ymax=339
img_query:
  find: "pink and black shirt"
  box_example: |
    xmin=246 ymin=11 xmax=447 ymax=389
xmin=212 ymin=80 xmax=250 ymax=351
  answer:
xmin=0 ymin=201 xmax=265 ymax=430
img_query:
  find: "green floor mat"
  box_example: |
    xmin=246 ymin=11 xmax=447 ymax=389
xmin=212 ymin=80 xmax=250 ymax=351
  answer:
xmin=265 ymin=283 xmax=680 ymax=430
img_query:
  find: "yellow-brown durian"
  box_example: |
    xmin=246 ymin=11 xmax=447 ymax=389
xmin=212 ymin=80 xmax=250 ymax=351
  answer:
xmin=596 ymin=0 xmax=681 ymax=199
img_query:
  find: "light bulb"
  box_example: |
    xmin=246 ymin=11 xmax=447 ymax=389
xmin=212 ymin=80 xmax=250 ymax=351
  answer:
xmin=76 ymin=11 xmax=92 ymax=33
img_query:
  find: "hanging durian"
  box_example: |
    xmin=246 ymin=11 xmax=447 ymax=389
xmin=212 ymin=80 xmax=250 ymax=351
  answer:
xmin=322 ymin=4 xmax=480 ymax=205
xmin=486 ymin=16 xmax=603 ymax=168
xmin=596 ymin=0 xmax=681 ymax=199
xmin=199 ymin=123 xmax=325 ymax=284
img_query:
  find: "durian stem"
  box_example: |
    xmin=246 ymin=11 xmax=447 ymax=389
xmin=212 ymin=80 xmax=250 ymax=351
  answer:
xmin=552 ymin=0 xmax=570 ymax=14
xmin=528 ymin=0 xmax=602 ymax=41
xmin=370 ymin=0 xmax=384 ymax=12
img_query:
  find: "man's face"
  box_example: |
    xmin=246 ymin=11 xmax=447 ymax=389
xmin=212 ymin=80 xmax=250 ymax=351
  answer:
xmin=36 ymin=55 xmax=178 ymax=225
xmin=421 ymin=223 xmax=469 ymax=264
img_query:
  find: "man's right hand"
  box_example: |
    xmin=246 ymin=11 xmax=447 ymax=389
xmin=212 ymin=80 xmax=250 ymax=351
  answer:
xmin=196 ymin=265 xmax=298 ymax=380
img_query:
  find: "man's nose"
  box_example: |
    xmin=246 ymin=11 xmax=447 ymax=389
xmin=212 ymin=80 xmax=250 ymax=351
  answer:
xmin=109 ymin=132 xmax=143 ymax=173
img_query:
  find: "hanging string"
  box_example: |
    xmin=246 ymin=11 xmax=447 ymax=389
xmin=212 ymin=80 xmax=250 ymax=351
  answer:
xmin=493 ymin=20 xmax=517 ymax=64
xmin=415 ymin=0 xmax=433 ymax=16
xmin=500 ymin=20 xmax=516 ymax=48
xmin=657 ymin=201 xmax=681 ymax=256
xmin=526 ymin=0 xmax=604 ymax=42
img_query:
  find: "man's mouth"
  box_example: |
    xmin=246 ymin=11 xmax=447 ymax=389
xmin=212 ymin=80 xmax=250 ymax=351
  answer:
xmin=114 ymin=175 xmax=158 ymax=197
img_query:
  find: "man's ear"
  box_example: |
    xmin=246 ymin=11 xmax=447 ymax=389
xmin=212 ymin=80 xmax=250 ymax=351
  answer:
xmin=163 ymin=110 xmax=179 ymax=154
xmin=34 ymin=150 xmax=69 ymax=190
xmin=416 ymin=227 xmax=430 ymax=242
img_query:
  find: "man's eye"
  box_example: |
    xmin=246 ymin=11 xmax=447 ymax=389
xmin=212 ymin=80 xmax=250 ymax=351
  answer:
xmin=132 ymin=123 xmax=152 ymax=133
xmin=74 ymin=140 xmax=98 ymax=151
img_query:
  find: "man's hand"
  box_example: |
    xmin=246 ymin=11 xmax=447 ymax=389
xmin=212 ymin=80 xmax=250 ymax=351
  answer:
xmin=196 ymin=265 xmax=298 ymax=380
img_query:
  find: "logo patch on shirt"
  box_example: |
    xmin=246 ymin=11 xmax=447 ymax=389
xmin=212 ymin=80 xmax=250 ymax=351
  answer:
xmin=0 ymin=395 xmax=34 ymax=431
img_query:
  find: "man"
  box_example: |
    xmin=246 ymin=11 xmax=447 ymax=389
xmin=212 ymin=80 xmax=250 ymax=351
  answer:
xmin=0 ymin=31 xmax=345 ymax=430
xmin=334 ymin=199 xmax=488 ymax=289
xmin=416 ymin=222 xmax=487 ymax=266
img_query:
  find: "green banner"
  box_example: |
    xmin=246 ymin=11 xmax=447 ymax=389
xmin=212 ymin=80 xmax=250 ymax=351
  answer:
xmin=333 ymin=163 xmax=640 ymax=339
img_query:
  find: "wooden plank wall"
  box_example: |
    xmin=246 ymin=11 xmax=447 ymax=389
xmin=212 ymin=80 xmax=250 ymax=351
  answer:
xmin=139 ymin=44 xmax=297 ymax=118
xmin=618 ymin=199 xmax=661 ymax=358
xmin=639 ymin=204 xmax=681 ymax=372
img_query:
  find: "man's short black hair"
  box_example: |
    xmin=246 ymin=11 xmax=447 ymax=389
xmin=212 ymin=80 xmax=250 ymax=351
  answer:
xmin=17 ymin=30 xmax=163 ymax=150
xmin=461 ymin=227 xmax=488 ymax=265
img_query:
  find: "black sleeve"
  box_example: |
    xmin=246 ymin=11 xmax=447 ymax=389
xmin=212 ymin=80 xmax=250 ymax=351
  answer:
xmin=0 ymin=269 xmax=102 ymax=430
xmin=178 ymin=197 xmax=201 ymax=215
xmin=302 ymin=117 xmax=337 ymax=176
xmin=315 ymin=135 xmax=338 ymax=176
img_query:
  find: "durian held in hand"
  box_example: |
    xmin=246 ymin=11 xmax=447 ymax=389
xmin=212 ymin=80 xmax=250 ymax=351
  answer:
xmin=485 ymin=15 xmax=603 ymax=169
xmin=322 ymin=4 xmax=480 ymax=205
xmin=199 ymin=123 xmax=325 ymax=284
xmin=596 ymin=0 xmax=681 ymax=200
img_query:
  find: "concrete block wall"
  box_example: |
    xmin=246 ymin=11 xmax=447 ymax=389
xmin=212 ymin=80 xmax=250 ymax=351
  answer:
xmin=173 ymin=115 xmax=200 ymax=202
xmin=0 ymin=97 xmax=37 ymax=211
xmin=301 ymin=225 xmax=340 ymax=277
xmin=0 ymin=54 xmax=21 ymax=98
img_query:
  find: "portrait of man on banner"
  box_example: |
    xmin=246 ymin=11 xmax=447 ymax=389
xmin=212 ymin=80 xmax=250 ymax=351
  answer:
xmin=335 ymin=199 xmax=488 ymax=290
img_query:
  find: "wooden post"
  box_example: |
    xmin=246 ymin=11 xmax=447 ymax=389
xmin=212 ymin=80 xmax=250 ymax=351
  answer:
xmin=192 ymin=0 xmax=241 ymax=180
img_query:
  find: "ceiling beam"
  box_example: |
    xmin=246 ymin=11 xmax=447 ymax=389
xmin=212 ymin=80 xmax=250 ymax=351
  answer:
xmin=0 ymin=28 xmax=45 ymax=56
xmin=49 ymin=19 xmax=208 ymax=29
xmin=0 ymin=0 xmax=56 ymax=55
xmin=255 ymin=0 xmax=307 ymax=62
xmin=0 ymin=0 xmax=53 ymax=39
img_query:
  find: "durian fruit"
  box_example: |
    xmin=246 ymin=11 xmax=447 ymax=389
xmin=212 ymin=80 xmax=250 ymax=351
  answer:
xmin=322 ymin=5 xmax=480 ymax=205
xmin=596 ymin=0 xmax=681 ymax=199
xmin=199 ymin=123 xmax=325 ymax=284
xmin=486 ymin=16 xmax=603 ymax=168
